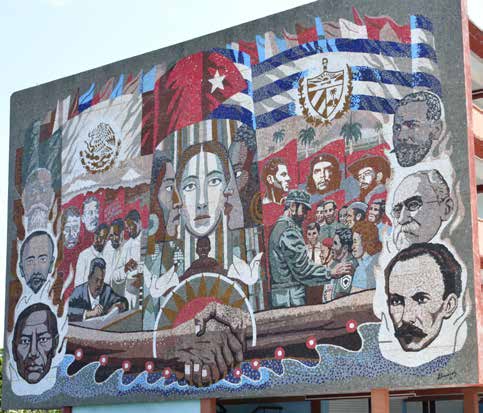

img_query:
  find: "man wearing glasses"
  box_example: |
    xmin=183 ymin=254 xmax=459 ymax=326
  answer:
xmin=391 ymin=170 xmax=454 ymax=250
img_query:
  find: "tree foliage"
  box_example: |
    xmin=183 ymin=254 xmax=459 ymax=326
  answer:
xmin=272 ymin=129 xmax=286 ymax=144
xmin=341 ymin=113 xmax=362 ymax=144
xmin=298 ymin=127 xmax=316 ymax=147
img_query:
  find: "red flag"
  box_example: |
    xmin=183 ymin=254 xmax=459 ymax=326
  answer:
xmin=68 ymin=88 xmax=79 ymax=120
xmin=352 ymin=7 xmax=410 ymax=43
xmin=92 ymin=77 xmax=115 ymax=105
xmin=352 ymin=6 xmax=364 ymax=26
xmin=364 ymin=15 xmax=410 ymax=43
xmin=141 ymin=90 xmax=155 ymax=156
xmin=238 ymin=40 xmax=259 ymax=64
xmin=144 ymin=51 xmax=247 ymax=154
xmin=123 ymin=70 xmax=142 ymax=95
xmin=39 ymin=110 xmax=55 ymax=142
xmin=295 ymin=23 xmax=318 ymax=44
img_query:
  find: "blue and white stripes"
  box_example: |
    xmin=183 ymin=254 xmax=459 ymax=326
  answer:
xmin=207 ymin=48 xmax=255 ymax=128
xmin=250 ymin=16 xmax=441 ymax=129
xmin=73 ymin=14 xmax=439 ymax=131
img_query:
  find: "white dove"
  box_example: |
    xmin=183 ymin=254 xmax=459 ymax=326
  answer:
xmin=147 ymin=265 xmax=180 ymax=298
xmin=227 ymin=252 xmax=264 ymax=285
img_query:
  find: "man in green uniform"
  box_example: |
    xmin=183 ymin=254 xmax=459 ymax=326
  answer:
xmin=269 ymin=190 xmax=353 ymax=308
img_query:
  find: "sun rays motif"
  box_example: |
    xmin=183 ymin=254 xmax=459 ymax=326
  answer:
xmin=156 ymin=273 xmax=251 ymax=330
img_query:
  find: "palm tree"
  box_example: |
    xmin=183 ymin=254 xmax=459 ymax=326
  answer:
xmin=272 ymin=128 xmax=286 ymax=144
xmin=340 ymin=113 xmax=362 ymax=146
xmin=298 ymin=127 xmax=316 ymax=157
xmin=374 ymin=120 xmax=384 ymax=144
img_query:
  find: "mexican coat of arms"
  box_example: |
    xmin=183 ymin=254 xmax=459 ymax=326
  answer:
xmin=80 ymin=122 xmax=121 ymax=174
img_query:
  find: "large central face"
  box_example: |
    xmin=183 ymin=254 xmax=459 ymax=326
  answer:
xmin=387 ymin=255 xmax=451 ymax=351
xmin=312 ymin=161 xmax=333 ymax=192
xmin=14 ymin=310 xmax=55 ymax=384
xmin=21 ymin=234 xmax=53 ymax=293
xmin=180 ymin=149 xmax=227 ymax=237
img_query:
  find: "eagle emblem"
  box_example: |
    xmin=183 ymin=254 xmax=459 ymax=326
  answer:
xmin=80 ymin=122 xmax=121 ymax=174
xmin=299 ymin=58 xmax=352 ymax=126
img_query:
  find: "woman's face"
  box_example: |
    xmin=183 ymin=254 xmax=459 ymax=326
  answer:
xmin=180 ymin=149 xmax=227 ymax=237
xmin=157 ymin=161 xmax=181 ymax=237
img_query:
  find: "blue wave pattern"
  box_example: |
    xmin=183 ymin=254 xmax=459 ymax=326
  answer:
xmin=240 ymin=14 xmax=434 ymax=66
xmin=252 ymin=39 xmax=437 ymax=78
xmin=16 ymin=324 xmax=453 ymax=406
xmin=249 ymin=14 xmax=440 ymax=129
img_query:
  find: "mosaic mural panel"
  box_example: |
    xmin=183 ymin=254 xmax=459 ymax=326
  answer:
xmin=3 ymin=0 xmax=479 ymax=409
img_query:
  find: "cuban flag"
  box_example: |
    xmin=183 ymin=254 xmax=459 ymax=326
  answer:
xmin=231 ymin=13 xmax=440 ymax=130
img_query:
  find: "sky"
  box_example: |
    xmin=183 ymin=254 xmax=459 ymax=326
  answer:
xmin=0 ymin=0 xmax=482 ymax=343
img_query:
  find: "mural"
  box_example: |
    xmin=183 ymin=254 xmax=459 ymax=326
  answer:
xmin=3 ymin=1 xmax=478 ymax=409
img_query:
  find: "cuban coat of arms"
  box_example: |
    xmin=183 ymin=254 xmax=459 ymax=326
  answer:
xmin=299 ymin=57 xmax=352 ymax=126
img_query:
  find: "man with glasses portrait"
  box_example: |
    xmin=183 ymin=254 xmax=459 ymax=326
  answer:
xmin=391 ymin=170 xmax=454 ymax=250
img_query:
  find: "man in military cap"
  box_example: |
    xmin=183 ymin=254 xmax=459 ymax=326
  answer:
xmin=268 ymin=190 xmax=353 ymax=308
